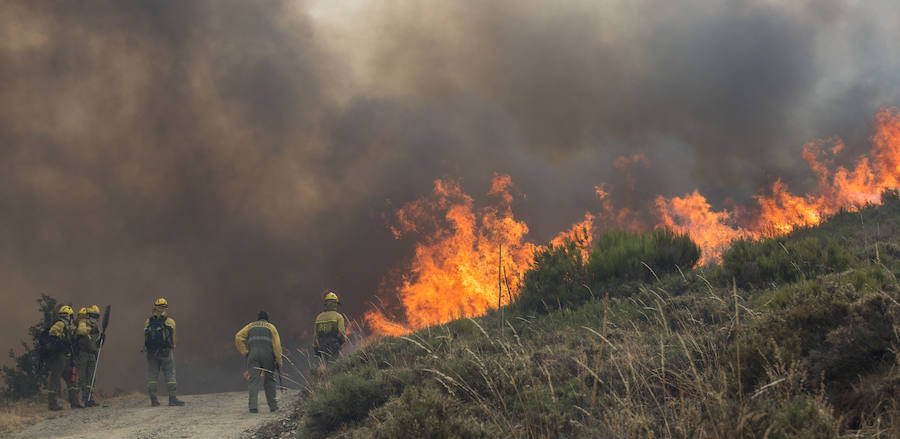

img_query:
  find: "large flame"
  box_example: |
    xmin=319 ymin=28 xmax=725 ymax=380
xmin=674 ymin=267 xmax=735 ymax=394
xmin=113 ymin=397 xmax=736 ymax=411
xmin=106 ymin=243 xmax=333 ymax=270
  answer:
xmin=364 ymin=175 xmax=537 ymax=336
xmin=367 ymin=107 xmax=900 ymax=335
xmin=659 ymin=106 xmax=900 ymax=263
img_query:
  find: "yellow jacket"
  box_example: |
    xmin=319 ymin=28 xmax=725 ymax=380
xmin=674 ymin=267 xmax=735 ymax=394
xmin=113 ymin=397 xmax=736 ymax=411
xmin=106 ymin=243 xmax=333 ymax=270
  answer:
xmin=48 ymin=319 xmax=73 ymax=339
xmin=313 ymin=310 xmax=346 ymax=347
xmin=234 ymin=320 xmax=282 ymax=367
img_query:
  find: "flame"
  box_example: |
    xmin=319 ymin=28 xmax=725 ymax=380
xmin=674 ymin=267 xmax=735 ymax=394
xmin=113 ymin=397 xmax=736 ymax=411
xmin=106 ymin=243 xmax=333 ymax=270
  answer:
xmin=654 ymin=191 xmax=747 ymax=264
xmin=550 ymin=213 xmax=594 ymax=248
xmin=367 ymin=107 xmax=900 ymax=336
xmin=365 ymin=175 xmax=536 ymax=336
xmin=657 ymin=106 xmax=900 ymax=262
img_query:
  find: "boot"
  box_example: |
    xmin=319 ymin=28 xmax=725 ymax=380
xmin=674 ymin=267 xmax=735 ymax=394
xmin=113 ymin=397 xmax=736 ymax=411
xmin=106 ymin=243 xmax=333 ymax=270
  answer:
xmin=84 ymin=400 xmax=99 ymax=407
xmin=150 ymin=395 xmax=160 ymax=406
xmin=48 ymin=393 xmax=62 ymax=411
xmin=168 ymin=395 xmax=185 ymax=406
xmin=69 ymin=392 xmax=84 ymax=409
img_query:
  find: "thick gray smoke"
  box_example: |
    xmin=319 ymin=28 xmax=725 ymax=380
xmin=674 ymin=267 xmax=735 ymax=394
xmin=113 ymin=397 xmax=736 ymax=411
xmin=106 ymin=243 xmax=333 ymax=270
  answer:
xmin=1 ymin=0 xmax=898 ymax=393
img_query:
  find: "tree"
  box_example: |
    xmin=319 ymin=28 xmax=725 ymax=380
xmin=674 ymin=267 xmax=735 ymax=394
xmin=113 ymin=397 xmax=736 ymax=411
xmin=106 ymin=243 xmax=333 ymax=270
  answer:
xmin=2 ymin=294 xmax=58 ymax=401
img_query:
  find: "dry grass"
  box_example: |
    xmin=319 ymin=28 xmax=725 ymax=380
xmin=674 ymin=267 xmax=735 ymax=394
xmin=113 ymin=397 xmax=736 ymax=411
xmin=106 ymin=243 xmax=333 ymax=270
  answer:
xmin=0 ymin=397 xmax=51 ymax=435
xmin=0 ymin=391 xmax=145 ymax=436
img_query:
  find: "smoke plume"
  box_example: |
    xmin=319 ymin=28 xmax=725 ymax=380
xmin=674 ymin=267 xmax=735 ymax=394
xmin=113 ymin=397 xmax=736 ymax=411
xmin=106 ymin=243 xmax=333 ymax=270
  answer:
xmin=1 ymin=0 xmax=898 ymax=392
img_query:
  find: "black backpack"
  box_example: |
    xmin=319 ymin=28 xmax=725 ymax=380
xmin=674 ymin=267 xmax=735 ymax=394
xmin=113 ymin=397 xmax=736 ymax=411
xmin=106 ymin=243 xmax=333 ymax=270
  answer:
xmin=37 ymin=321 xmax=66 ymax=360
xmin=144 ymin=316 xmax=172 ymax=352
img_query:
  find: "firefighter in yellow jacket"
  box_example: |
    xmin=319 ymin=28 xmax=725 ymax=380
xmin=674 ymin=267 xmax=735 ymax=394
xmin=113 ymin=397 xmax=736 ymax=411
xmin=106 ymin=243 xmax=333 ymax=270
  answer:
xmin=143 ymin=298 xmax=184 ymax=406
xmin=313 ymin=292 xmax=346 ymax=365
xmin=47 ymin=305 xmax=81 ymax=410
xmin=76 ymin=305 xmax=102 ymax=407
xmin=235 ymin=311 xmax=282 ymax=413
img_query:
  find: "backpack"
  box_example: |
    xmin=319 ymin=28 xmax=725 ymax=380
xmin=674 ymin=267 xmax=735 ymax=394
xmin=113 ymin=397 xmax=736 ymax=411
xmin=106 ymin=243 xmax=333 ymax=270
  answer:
xmin=144 ymin=316 xmax=172 ymax=353
xmin=37 ymin=321 xmax=66 ymax=361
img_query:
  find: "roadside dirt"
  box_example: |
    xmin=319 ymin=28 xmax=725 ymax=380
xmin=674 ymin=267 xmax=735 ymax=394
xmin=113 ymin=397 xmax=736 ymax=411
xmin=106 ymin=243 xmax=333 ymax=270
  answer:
xmin=8 ymin=391 xmax=289 ymax=439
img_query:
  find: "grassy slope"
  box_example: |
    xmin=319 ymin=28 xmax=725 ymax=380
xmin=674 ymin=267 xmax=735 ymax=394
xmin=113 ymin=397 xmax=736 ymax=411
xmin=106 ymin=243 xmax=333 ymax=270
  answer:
xmin=261 ymin=196 xmax=900 ymax=439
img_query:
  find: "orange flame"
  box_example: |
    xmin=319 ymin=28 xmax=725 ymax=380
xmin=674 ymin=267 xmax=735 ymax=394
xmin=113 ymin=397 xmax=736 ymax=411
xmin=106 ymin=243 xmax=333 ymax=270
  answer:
xmin=367 ymin=107 xmax=900 ymax=335
xmin=657 ymin=107 xmax=900 ymax=262
xmin=365 ymin=175 xmax=536 ymax=336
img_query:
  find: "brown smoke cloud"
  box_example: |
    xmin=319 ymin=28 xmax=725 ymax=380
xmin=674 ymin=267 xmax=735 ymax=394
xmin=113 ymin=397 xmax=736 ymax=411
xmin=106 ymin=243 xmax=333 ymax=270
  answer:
xmin=1 ymin=0 xmax=898 ymax=392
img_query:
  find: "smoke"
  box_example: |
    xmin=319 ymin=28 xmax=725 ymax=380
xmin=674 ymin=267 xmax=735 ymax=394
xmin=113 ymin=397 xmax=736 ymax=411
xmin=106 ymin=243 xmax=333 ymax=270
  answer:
xmin=1 ymin=0 xmax=898 ymax=392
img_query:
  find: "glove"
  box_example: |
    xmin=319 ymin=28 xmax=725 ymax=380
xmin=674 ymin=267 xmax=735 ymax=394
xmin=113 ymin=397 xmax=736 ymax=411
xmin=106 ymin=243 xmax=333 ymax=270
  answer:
xmin=98 ymin=334 xmax=105 ymax=345
xmin=313 ymin=347 xmax=321 ymax=358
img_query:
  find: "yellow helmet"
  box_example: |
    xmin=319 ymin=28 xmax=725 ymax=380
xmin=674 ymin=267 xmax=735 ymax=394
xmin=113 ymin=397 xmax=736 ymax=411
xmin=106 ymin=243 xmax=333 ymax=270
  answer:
xmin=58 ymin=305 xmax=74 ymax=317
xmin=78 ymin=307 xmax=88 ymax=318
xmin=324 ymin=291 xmax=339 ymax=303
xmin=154 ymin=297 xmax=168 ymax=307
xmin=87 ymin=305 xmax=100 ymax=317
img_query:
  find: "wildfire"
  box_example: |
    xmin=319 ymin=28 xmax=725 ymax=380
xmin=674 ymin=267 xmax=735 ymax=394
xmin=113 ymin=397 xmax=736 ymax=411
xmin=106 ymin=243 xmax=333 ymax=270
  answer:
xmin=659 ymin=106 xmax=900 ymax=262
xmin=367 ymin=107 xmax=900 ymax=335
xmin=364 ymin=175 xmax=536 ymax=336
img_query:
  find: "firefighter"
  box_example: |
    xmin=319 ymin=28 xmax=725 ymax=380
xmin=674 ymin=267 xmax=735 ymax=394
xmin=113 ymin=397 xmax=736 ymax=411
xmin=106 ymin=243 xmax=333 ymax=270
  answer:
xmin=313 ymin=291 xmax=346 ymax=365
xmin=234 ymin=311 xmax=282 ymax=413
xmin=46 ymin=305 xmax=82 ymax=410
xmin=76 ymin=305 xmax=102 ymax=407
xmin=143 ymin=298 xmax=184 ymax=406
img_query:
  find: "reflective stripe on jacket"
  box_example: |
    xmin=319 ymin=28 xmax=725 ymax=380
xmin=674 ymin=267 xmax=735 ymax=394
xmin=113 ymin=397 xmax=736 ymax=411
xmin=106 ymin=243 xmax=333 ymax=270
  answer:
xmin=235 ymin=320 xmax=282 ymax=367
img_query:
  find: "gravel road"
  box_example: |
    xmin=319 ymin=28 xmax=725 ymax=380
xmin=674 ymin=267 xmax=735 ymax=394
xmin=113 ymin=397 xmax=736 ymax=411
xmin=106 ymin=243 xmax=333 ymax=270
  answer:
xmin=8 ymin=392 xmax=287 ymax=439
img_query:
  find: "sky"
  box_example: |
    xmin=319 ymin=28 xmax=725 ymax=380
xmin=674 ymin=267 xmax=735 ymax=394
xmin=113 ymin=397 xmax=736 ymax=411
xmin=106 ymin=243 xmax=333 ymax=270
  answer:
xmin=1 ymin=0 xmax=898 ymax=393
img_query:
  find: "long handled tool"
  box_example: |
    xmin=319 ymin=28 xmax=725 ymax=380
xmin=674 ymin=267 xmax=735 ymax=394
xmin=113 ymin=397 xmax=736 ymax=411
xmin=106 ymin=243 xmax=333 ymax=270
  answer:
xmin=87 ymin=305 xmax=111 ymax=402
xmin=276 ymin=364 xmax=284 ymax=393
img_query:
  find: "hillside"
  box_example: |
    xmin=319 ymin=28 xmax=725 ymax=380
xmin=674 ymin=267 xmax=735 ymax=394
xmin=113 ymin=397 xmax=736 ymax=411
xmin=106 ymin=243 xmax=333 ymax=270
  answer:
xmin=259 ymin=193 xmax=900 ymax=438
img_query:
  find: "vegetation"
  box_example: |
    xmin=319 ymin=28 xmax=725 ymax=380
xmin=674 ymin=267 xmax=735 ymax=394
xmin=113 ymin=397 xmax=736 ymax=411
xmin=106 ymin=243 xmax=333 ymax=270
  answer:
xmin=257 ymin=194 xmax=900 ymax=438
xmin=515 ymin=228 xmax=700 ymax=313
xmin=2 ymin=295 xmax=58 ymax=401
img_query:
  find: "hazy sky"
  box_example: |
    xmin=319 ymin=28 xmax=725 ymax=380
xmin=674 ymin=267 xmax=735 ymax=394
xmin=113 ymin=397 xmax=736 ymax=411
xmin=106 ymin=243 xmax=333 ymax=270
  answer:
xmin=1 ymin=0 xmax=898 ymax=393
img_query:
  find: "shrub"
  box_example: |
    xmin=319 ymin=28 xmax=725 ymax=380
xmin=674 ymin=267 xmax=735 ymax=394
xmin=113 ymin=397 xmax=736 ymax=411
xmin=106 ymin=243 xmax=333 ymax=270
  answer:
xmin=369 ymin=386 xmax=494 ymax=439
xmin=734 ymin=279 xmax=896 ymax=410
xmin=515 ymin=239 xmax=590 ymax=313
xmin=301 ymin=367 xmax=410 ymax=438
xmin=515 ymin=229 xmax=700 ymax=313
xmin=587 ymin=229 xmax=700 ymax=285
xmin=719 ymin=236 xmax=851 ymax=289
xmin=2 ymin=294 xmax=58 ymax=401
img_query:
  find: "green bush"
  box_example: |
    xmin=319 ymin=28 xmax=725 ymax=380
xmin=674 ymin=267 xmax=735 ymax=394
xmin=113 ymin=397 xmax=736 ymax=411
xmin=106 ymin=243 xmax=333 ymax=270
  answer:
xmin=587 ymin=229 xmax=700 ymax=285
xmin=2 ymin=294 xmax=58 ymax=401
xmin=302 ymin=367 xmax=411 ymax=438
xmin=369 ymin=386 xmax=494 ymax=439
xmin=515 ymin=229 xmax=700 ymax=313
xmin=514 ymin=239 xmax=590 ymax=313
xmin=719 ymin=236 xmax=851 ymax=289
xmin=735 ymin=279 xmax=896 ymax=408
xmin=751 ymin=395 xmax=839 ymax=439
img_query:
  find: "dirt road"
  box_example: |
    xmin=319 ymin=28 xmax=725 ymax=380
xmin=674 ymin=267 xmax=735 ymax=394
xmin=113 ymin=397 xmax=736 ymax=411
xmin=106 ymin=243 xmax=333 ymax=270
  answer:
xmin=8 ymin=392 xmax=289 ymax=439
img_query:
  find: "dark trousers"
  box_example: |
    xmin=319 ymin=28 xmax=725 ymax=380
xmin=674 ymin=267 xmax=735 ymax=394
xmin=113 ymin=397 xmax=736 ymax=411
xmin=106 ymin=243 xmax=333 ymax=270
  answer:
xmin=247 ymin=351 xmax=277 ymax=410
